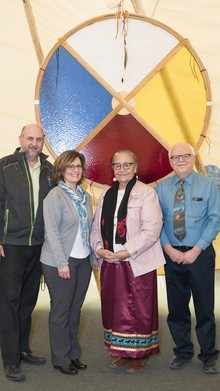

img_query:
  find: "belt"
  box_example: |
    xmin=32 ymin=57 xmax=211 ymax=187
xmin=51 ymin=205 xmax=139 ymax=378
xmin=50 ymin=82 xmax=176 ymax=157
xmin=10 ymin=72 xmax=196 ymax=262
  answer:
xmin=173 ymin=246 xmax=193 ymax=251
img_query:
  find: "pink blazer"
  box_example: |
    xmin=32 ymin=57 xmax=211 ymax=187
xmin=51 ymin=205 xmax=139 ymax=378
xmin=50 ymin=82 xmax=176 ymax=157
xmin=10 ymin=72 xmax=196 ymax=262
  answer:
xmin=90 ymin=180 xmax=166 ymax=277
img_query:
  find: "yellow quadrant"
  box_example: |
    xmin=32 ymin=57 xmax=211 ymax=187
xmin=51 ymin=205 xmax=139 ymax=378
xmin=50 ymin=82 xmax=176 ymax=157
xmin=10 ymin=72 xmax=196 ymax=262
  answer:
xmin=134 ymin=47 xmax=207 ymax=147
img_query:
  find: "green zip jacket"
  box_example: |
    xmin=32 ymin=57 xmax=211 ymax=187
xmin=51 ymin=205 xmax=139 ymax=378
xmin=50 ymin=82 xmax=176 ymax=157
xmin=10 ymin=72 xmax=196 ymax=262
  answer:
xmin=0 ymin=148 xmax=53 ymax=246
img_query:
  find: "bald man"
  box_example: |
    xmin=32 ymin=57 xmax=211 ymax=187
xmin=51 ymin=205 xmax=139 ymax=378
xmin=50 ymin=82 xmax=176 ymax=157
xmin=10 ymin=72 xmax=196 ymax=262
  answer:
xmin=156 ymin=142 xmax=220 ymax=375
xmin=0 ymin=124 xmax=53 ymax=381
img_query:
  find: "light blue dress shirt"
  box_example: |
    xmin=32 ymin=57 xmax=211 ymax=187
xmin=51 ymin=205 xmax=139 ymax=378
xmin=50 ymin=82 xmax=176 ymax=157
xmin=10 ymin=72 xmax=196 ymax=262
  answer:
xmin=156 ymin=171 xmax=220 ymax=250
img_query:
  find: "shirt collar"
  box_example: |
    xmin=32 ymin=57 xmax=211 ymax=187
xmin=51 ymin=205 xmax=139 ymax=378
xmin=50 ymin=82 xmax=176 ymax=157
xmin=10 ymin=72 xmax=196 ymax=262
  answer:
xmin=29 ymin=156 xmax=41 ymax=170
xmin=173 ymin=170 xmax=195 ymax=186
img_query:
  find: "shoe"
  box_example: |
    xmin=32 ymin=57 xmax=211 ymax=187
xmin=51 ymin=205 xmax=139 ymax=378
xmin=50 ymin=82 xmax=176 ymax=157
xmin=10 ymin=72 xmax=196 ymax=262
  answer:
xmin=127 ymin=359 xmax=145 ymax=373
xmin=111 ymin=357 xmax=131 ymax=368
xmin=4 ymin=363 xmax=25 ymax=381
xmin=71 ymin=359 xmax=87 ymax=370
xmin=20 ymin=350 xmax=46 ymax=365
xmin=54 ymin=363 xmax=78 ymax=375
xmin=203 ymin=359 xmax=220 ymax=374
xmin=169 ymin=356 xmax=191 ymax=370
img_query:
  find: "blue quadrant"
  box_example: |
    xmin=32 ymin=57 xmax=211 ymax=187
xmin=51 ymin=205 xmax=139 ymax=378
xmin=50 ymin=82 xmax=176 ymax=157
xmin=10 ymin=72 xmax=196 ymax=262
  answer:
xmin=40 ymin=46 xmax=113 ymax=155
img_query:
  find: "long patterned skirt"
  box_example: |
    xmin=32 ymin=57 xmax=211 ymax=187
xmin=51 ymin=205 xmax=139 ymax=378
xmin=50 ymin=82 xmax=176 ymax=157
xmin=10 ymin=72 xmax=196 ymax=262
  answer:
xmin=100 ymin=260 xmax=159 ymax=359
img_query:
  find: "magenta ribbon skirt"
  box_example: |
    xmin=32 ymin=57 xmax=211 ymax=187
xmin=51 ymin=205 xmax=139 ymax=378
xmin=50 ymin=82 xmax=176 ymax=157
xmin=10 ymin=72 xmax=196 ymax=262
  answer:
xmin=100 ymin=260 xmax=159 ymax=359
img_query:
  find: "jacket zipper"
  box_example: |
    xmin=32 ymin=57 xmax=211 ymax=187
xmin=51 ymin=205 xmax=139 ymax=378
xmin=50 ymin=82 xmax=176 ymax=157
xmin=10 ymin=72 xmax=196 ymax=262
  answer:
xmin=23 ymin=157 xmax=35 ymax=246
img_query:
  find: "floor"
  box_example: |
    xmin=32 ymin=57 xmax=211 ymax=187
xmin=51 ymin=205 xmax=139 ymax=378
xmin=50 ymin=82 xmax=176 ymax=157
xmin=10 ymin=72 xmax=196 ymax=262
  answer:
xmin=0 ymin=270 xmax=219 ymax=391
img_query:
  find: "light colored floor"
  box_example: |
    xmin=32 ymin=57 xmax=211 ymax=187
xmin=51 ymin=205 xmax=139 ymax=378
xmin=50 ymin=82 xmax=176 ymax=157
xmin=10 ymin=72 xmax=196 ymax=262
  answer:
xmin=1 ymin=271 xmax=219 ymax=391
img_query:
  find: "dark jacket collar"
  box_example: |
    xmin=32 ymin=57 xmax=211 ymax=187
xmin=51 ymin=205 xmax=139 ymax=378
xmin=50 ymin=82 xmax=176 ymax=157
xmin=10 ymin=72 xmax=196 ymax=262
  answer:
xmin=14 ymin=147 xmax=49 ymax=164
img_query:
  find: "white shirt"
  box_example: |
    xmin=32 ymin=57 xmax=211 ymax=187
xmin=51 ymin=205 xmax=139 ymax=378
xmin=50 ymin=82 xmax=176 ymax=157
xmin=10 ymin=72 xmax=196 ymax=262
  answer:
xmin=113 ymin=189 xmax=126 ymax=252
xmin=28 ymin=157 xmax=41 ymax=218
xmin=69 ymin=205 xmax=90 ymax=259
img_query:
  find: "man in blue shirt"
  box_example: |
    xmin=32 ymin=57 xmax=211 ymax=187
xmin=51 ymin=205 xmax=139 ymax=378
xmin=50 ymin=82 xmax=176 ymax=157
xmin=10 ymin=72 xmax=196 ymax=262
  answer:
xmin=156 ymin=142 xmax=220 ymax=374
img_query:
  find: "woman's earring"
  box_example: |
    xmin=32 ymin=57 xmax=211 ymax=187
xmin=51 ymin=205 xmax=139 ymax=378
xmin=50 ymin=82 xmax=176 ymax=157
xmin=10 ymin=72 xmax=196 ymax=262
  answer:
xmin=136 ymin=174 xmax=138 ymax=179
xmin=113 ymin=177 xmax=116 ymax=181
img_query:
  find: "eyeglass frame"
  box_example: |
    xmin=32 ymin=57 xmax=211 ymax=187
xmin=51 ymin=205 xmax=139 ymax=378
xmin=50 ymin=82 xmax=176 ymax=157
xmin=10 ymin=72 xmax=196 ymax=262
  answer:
xmin=66 ymin=164 xmax=83 ymax=170
xmin=170 ymin=154 xmax=194 ymax=161
xmin=112 ymin=162 xmax=135 ymax=170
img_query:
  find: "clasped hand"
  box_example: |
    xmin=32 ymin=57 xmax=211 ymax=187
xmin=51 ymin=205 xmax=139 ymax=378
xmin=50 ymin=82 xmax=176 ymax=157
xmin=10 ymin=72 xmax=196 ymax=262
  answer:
xmin=96 ymin=248 xmax=129 ymax=263
xmin=166 ymin=245 xmax=202 ymax=265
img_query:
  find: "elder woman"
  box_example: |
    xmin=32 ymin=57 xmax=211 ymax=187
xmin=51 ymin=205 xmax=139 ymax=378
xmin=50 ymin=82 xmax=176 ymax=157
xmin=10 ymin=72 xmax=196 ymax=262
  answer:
xmin=90 ymin=150 xmax=165 ymax=373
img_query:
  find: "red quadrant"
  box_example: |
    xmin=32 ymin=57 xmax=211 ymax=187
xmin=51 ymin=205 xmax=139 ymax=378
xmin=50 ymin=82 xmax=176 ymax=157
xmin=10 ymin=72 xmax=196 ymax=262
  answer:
xmin=81 ymin=114 xmax=172 ymax=186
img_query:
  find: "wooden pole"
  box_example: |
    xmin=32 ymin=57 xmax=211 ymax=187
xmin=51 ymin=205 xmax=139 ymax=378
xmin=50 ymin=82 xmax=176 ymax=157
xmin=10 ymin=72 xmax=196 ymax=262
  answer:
xmin=22 ymin=0 xmax=44 ymax=65
xmin=131 ymin=0 xmax=146 ymax=15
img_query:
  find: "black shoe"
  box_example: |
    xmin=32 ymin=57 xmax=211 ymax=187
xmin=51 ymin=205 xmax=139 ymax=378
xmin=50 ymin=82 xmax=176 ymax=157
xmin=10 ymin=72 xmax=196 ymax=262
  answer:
xmin=169 ymin=356 xmax=191 ymax=370
xmin=54 ymin=363 xmax=78 ymax=375
xmin=71 ymin=359 xmax=87 ymax=370
xmin=20 ymin=351 xmax=46 ymax=365
xmin=203 ymin=359 xmax=220 ymax=374
xmin=4 ymin=363 xmax=25 ymax=382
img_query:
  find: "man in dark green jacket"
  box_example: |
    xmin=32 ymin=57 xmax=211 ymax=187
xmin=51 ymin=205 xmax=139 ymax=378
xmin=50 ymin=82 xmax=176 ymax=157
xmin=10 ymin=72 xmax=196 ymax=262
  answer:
xmin=0 ymin=124 xmax=53 ymax=382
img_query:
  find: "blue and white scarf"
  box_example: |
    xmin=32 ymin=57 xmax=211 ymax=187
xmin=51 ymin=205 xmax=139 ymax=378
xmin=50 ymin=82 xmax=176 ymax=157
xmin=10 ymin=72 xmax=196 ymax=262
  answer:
xmin=58 ymin=180 xmax=89 ymax=248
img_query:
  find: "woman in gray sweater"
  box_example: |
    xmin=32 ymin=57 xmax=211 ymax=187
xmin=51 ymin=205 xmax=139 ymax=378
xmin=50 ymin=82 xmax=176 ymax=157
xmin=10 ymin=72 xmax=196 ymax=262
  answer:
xmin=40 ymin=150 xmax=93 ymax=375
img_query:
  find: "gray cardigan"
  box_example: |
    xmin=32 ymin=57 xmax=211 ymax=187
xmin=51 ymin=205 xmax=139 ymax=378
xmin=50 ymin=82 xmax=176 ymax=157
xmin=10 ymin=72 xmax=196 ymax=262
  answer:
xmin=40 ymin=186 xmax=93 ymax=269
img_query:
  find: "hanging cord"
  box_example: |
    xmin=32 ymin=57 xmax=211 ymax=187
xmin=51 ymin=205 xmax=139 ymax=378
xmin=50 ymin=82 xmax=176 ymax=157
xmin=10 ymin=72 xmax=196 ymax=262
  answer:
xmin=108 ymin=1 xmax=129 ymax=82
xmin=118 ymin=1 xmax=129 ymax=82
xmin=200 ymin=134 xmax=211 ymax=156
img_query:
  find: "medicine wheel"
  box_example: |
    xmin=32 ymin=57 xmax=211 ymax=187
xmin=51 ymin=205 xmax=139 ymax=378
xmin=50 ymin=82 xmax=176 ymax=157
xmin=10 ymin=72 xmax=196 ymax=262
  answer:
xmin=35 ymin=14 xmax=211 ymax=188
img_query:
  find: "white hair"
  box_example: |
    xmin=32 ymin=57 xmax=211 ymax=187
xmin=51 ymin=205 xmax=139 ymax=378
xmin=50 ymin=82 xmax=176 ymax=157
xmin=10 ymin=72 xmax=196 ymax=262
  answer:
xmin=168 ymin=143 xmax=195 ymax=158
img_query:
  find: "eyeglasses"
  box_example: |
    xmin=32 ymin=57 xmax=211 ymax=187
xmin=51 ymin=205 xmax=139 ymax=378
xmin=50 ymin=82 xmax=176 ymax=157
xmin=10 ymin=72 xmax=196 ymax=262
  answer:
xmin=170 ymin=154 xmax=194 ymax=161
xmin=112 ymin=162 xmax=134 ymax=170
xmin=67 ymin=164 xmax=83 ymax=170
